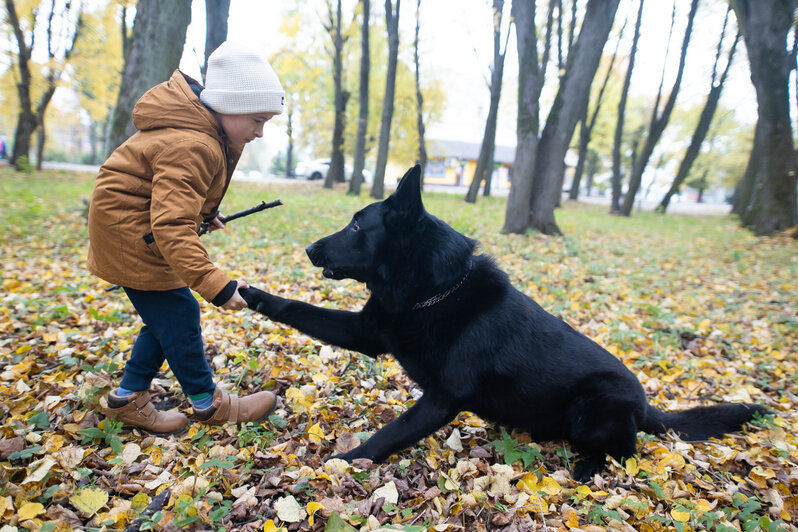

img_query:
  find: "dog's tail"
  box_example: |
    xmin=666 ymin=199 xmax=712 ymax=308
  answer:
xmin=640 ymin=403 xmax=769 ymax=441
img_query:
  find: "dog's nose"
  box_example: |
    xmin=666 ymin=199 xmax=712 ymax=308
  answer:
xmin=305 ymin=243 xmax=315 ymax=258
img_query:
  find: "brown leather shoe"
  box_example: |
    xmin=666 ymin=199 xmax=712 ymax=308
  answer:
xmin=192 ymin=388 xmax=276 ymax=425
xmin=105 ymin=391 xmax=189 ymax=436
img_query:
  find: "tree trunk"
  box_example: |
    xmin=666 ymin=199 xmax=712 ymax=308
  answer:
xmin=733 ymin=0 xmax=797 ymax=235
xmin=326 ymin=0 xmax=348 ymax=188
xmin=570 ymin=15 xmax=625 ymax=201
xmin=503 ymin=0 xmax=556 ymax=233
xmin=107 ymin=0 xmax=191 ymax=154
xmin=350 ymin=0 xmax=371 ymax=195
xmin=371 ymin=0 xmax=401 ymax=199
xmin=466 ymin=0 xmax=508 ymax=204
xmin=620 ymin=0 xmax=698 ymax=217
xmin=659 ymin=11 xmax=738 ymax=213
xmin=611 ymin=0 xmax=644 ymax=214
xmin=202 ymin=0 xmax=230 ymax=80
xmin=528 ymin=0 xmax=621 ymax=235
xmin=413 ymin=0 xmax=428 ymax=186
xmin=732 ymin=122 xmax=761 ymax=216
xmin=286 ymin=105 xmax=294 ymax=179
xmin=6 ymin=0 xmax=81 ymax=170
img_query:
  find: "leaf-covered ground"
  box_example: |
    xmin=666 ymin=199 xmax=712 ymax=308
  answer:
xmin=1 ymin=168 xmax=796 ymax=532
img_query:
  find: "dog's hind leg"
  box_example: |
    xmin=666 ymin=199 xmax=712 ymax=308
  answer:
xmin=332 ymin=392 xmax=458 ymax=463
xmin=567 ymin=397 xmax=640 ymax=482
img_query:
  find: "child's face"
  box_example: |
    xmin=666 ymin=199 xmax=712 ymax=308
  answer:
xmin=218 ymin=112 xmax=276 ymax=150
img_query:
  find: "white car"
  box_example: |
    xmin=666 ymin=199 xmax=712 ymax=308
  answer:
xmin=294 ymin=158 xmax=372 ymax=183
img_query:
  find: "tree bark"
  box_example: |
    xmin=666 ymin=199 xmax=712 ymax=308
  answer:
xmin=659 ymin=10 xmax=738 ymax=213
xmin=6 ymin=0 xmax=81 ymax=170
xmin=620 ymin=0 xmax=698 ymax=217
xmin=413 ymin=0 xmax=428 ymax=187
xmin=202 ymin=0 xmax=230 ymax=79
xmin=528 ymin=0 xmax=621 ymax=235
xmin=371 ymin=0 xmax=401 ymax=199
xmin=350 ymin=0 xmax=371 ymax=195
xmin=326 ymin=0 xmax=348 ymax=188
xmin=503 ymin=0 xmax=554 ymax=234
xmin=569 ymin=16 xmax=625 ymax=201
xmin=286 ymin=104 xmax=295 ymax=179
xmin=611 ymin=0 xmax=644 ymax=214
xmin=732 ymin=0 xmax=797 ymax=235
xmin=465 ymin=0 xmax=509 ymax=203
xmin=107 ymin=0 xmax=191 ymax=154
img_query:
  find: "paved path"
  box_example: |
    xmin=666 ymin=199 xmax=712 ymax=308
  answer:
xmin=38 ymin=161 xmax=730 ymax=217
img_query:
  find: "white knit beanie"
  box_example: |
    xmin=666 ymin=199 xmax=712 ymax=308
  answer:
xmin=200 ymin=41 xmax=285 ymax=115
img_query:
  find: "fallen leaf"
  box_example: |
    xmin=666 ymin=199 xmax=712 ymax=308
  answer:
xmin=274 ymin=495 xmax=306 ymax=523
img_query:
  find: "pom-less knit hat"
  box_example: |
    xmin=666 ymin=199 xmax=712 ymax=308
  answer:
xmin=200 ymin=41 xmax=285 ymax=115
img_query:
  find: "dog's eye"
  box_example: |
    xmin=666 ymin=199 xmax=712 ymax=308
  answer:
xmin=352 ymin=221 xmax=360 ymax=232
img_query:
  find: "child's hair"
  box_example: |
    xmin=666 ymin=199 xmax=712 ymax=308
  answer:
xmin=200 ymin=41 xmax=285 ymax=115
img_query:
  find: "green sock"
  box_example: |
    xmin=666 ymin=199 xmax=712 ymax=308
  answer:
xmin=189 ymin=392 xmax=213 ymax=409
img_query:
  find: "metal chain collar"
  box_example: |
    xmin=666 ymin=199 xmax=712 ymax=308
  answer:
xmin=412 ymin=261 xmax=472 ymax=310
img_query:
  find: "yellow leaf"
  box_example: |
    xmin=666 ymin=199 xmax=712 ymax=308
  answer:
xmin=624 ymin=457 xmax=639 ymax=476
xmin=263 ymin=520 xmax=286 ymax=532
xmin=307 ymin=501 xmax=324 ymax=526
xmin=564 ymin=508 xmax=579 ymax=528
xmin=131 ymin=492 xmax=150 ymax=513
xmin=69 ymin=487 xmax=109 ymax=516
xmin=694 ymin=499 xmax=713 ymax=512
xmin=18 ymin=501 xmax=45 ymax=520
xmin=671 ymin=508 xmax=691 ymax=522
xmin=307 ymin=422 xmax=325 ymax=443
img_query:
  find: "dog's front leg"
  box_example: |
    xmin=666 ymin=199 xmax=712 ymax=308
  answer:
xmin=239 ymin=287 xmax=387 ymax=356
xmin=333 ymin=393 xmax=458 ymax=463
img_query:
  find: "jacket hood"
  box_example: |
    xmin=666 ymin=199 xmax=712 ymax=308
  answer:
xmin=132 ymin=70 xmax=222 ymax=141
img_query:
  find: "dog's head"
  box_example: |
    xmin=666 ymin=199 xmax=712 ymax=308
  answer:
xmin=306 ymin=165 xmax=475 ymax=309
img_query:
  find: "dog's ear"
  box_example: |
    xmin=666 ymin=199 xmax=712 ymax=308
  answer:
xmin=384 ymin=165 xmax=424 ymax=229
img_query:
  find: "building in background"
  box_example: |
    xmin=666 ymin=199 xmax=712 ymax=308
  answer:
xmin=424 ymin=139 xmax=515 ymax=189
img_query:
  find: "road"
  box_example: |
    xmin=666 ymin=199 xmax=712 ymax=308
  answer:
xmin=39 ymin=161 xmax=730 ymax=216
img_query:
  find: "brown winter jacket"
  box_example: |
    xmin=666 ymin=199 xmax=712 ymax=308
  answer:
xmin=87 ymin=70 xmax=242 ymax=303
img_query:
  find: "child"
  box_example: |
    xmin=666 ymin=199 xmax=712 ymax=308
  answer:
xmin=87 ymin=41 xmax=284 ymax=435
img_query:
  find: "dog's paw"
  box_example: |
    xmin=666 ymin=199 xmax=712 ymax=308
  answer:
xmin=572 ymin=456 xmax=606 ymax=483
xmin=238 ymin=286 xmax=267 ymax=312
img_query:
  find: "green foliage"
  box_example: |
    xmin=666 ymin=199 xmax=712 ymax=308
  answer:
xmin=488 ymin=428 xmax=543 ymax=469
xmin=78 ymin=417 xmax=124 ymax=455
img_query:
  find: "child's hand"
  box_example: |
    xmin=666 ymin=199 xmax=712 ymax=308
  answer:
xmin=206 ymin=213 xmax=226 ymax=232
xmin=221 ymin=280 xmax=250 ymax=310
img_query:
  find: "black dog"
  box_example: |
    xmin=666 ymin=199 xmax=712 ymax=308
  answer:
xmin=240 ymin=165 xmax=767 ymax=480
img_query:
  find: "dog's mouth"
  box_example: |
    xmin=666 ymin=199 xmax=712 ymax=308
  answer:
xmin=322 ymin=267 xmax=344 ymax=280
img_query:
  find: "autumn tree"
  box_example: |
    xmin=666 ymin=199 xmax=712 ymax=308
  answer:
xmin=731 ymin=0 xmax=797 ymax=236
xmin=71 ymin=1 xmax=126 ymax=164
xmin=324 ymin=0 xmax=349 ymax=188
xmin=349 ymin=0 xmax=370 ymax=194
xmin=202 ymin=0 xmax=230 ymax=80
xmin=412 ymin=0 xmax=427 ymax=186
xmin=505 ymin=0 xmax=620 ymax=235
xmin=611 ymin=0 xmax=644 ymax=213
xmin=619 ymin=0 xmax=699 ymax=217
xmin=4 ymin=0 xmax=83 ymax=170
xmin=503 ymin=0 xmax=555 ymax=234
xmin=371 ymin=0 xmax=400 ymax=199
xmin=569 ymin=18 xmax=625 ymax=201
xmin=658 ymin=7 xmax=738 ymax=213
xmin=107 ymin=0 xmax=191 ymax=153
xmin=465 ymin=0 xmax=511 ymax=203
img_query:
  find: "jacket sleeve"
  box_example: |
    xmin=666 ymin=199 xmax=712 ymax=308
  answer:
xmin=149 ymin=139 xmax=232 ymax=302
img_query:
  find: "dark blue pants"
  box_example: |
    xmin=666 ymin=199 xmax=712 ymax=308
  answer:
xmin=120 ymin=287 xmax=215 ymax=396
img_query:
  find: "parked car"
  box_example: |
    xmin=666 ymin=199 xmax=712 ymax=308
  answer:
xmin=294 ymin=158 xmax=372 ymax=183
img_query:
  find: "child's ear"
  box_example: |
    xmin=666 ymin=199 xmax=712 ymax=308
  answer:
xmin=383 ymin=165 xmax=424 ymax=230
